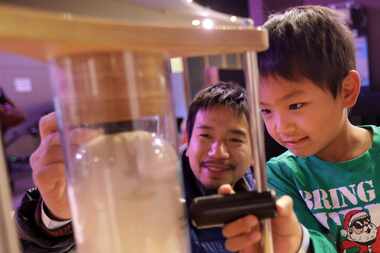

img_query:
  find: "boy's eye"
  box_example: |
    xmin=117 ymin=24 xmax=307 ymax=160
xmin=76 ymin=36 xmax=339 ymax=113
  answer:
xmin=289 ymin=103 xmax=304 ymax=110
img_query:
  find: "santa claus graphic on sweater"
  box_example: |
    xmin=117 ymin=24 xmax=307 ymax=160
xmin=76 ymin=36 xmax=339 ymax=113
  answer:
xmin=340 ymin=209 xmax=380 ymax=253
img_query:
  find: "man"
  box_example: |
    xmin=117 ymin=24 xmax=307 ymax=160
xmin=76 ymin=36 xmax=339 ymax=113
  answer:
xmin=17 ymin=82 xmax=305 ymax=252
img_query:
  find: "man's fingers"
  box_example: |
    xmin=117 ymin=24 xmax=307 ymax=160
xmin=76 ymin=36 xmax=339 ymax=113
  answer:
xmin=223 ymin=215 xmax=259 ymax=237
xmin=39 ymin=112 xmax=58 ymax=139
xmin=67 ymin=128 xmax=102 ymax=146
xmin=39 ymin=112 xmax=101 ymax=145
xmin=42 ymin=132 xmax=62 ymax=148
xmin=217 ymin=184 xmax=235 ymax=195
xmin=33 ymin=163 xmax=66 ymax=191
xmin=34 ymin=145 xmax=65 ymax=167
xmin=30 ymin=132 xmax=62 ymax=168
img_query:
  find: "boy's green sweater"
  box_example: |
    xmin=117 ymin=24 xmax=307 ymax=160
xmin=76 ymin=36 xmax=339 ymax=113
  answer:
xmin=268 ymin=125 xmax=380 ymax=253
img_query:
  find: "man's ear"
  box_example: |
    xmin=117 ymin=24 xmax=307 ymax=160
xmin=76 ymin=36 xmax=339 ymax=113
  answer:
xmin=184 ymin=131 xmax=190 ymax=157
xmin=183 ymin=131 xmax=189 ymax=145
xmin=340 ymin=70 xmax=361 ymax=108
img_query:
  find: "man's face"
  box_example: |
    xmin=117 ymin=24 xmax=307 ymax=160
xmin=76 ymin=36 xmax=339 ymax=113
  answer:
xmin=186 ymin=106 xmax=252 ymax=189
xmin=259 ymin=75 xmax=347 ymax=160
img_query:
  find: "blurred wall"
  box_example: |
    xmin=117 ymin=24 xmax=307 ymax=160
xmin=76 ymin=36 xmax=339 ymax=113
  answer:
xmin=250 ymin=0 xmax=380 ymax=91
xmin=0 ymin=52 xmax=53 ymax=145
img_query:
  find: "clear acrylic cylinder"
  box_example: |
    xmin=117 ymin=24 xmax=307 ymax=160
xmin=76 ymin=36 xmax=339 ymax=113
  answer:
xmin=49 ymin=51 xmax=189 ymax=253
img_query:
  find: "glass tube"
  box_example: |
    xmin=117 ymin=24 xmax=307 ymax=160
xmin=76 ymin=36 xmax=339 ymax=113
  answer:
xmin=50 ymin=51 xmax=189 ymax=253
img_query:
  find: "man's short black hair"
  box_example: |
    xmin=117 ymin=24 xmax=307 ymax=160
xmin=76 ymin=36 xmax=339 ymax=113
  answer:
xmin=258 ymin=5 xmax=356 ymax=97
xmin=186 ymin=82 xmax=248 ymax=140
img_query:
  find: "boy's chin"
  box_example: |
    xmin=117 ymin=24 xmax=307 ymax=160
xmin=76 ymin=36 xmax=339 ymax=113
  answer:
xmin=289 ymin=149 xmax=314 ymax=157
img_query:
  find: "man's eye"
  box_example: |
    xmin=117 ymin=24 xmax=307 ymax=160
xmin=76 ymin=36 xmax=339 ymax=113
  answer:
xmin=289 ymin=103 xmax=304 ymax=110
xmin=229 ymin=138 xmax=244 ymax=143
xmin=199 ymin=134 xmax=211 ymax=139
xmin=260 ymin=108 xmax=271 ymax=115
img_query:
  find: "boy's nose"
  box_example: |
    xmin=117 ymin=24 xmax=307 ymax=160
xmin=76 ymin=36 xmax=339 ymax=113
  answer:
xmin=274 ymin=114 xmax=296 ymax=136
xmin=208 ymin=141 xmax=230 ymax=159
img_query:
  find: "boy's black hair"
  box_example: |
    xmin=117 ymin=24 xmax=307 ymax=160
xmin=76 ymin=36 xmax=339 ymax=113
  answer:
xmin=186 ymin=82 xmax=248 ymax=140
xmin=258 ymin=5 xmax=356 ymax=97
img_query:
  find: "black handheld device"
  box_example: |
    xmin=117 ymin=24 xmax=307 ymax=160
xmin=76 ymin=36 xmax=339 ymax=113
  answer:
xmin=190 ymin=190 xmax=276 ymax=229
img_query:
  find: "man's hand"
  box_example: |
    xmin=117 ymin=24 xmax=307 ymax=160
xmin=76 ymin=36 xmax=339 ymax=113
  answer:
xmin=219 ymin=185 xmax=303 ymax=253
xmin=30 ymin=112 xmax=70 ymax=219
xmin=30 ymin=112 xmax=100 ymax=220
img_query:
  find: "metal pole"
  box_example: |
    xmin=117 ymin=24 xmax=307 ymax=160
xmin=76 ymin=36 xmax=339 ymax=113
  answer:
xmin=0 ymin=128 xmax=21 ymax=253
xmin=244 ymin=51 xmax=274 ymax=253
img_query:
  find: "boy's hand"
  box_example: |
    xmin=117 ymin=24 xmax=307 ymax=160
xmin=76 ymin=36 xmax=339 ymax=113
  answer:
xmin=270 ymin=196 xmax=303 ymax=253
xmin=219 ymin=185 xmax=302 ymax=253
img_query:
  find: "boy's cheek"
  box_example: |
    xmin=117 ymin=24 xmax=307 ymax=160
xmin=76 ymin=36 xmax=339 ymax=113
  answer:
xmin=263 ymin=123 xmax=275 ymax=136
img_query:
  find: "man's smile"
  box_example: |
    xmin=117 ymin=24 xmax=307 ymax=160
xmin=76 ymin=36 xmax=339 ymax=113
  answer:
xmin=200 ymin=161 xmax=234 ymax=172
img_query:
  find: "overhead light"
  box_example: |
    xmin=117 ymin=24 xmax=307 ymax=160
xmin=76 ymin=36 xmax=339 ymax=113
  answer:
xmin=186 ymin=0 xmax=193 ymax=3
xmin=230 ymin=16 xmax=237 ymax=22
xmin=202 ymin=18 xmax=214 ymax=30
xmin=192 ymin=19 xmax=201 ymax=26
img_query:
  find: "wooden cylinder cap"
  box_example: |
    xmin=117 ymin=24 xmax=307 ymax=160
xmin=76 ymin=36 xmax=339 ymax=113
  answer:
xmin=50 ymin=51 xmax=171 ymax=126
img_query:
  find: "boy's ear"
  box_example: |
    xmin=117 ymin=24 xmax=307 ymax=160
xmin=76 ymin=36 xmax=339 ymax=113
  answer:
xmin=341 ymin=70 xmax=361 ymax=108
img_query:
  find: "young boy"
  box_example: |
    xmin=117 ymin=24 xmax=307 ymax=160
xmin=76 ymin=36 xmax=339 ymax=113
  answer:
xmin=225 ymin=5 xmax=380 ymax=253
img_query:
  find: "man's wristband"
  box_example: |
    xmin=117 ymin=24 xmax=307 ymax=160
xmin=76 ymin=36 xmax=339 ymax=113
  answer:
xmin=41 ymin=201 xmax=72 ymax=229
xmin=35 ymin=199 xmax=73 ymax=237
